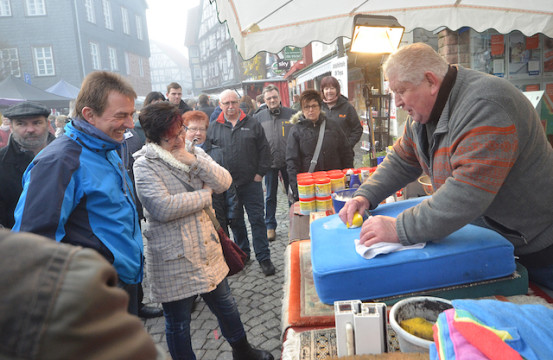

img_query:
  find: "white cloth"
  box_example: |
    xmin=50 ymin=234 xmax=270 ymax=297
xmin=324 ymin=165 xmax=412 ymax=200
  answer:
xmin=354 ymin=239 xmax=426 ymax=259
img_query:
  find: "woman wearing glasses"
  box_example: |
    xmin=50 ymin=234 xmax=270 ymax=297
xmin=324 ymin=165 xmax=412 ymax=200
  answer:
xmin=185 ymin=110 xmax=238 ymax=238
xmin=133 ymin=102 xmax=273 ymax=360
xmin=286 ymin=89 xmax=353 ymax=201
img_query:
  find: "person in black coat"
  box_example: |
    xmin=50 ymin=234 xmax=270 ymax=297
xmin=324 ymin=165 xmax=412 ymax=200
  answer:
xmin=286 ymin=90 xmax=353 ymax=201
xmin=166 ymin=82 xmax=192 ymax=115
xmin=320 ymin=76 xmax=363 ymax=154
xmin=0 ymin=102 xmax=54 ymax=228
xmin=206 ymin=90 xmax=275 ymax=276
xmin=119 ymin=127 xmax=164 ymax=319
xmin=197 ymin=94 xmax=215 ymax=119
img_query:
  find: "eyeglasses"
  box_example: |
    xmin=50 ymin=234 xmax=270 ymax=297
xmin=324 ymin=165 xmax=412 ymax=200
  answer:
xmin=303 ymin=104 xmax=320 ymax=111
xmin=221 ymin=100 xmax=239 ymax=106
xmin=161 ymin=126 xmax=186 ymax=143
xmin=187 ymin=127 xmax=206 ymax=133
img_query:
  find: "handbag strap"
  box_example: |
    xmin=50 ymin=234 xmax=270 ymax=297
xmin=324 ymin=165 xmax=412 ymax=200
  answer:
xmin=202 ymin=206 xmax=222 ymax=232
xmin=172 ymin=171 xmax=222 ymax=231
xmin=308 ymin=119 xmax=326 ymax=173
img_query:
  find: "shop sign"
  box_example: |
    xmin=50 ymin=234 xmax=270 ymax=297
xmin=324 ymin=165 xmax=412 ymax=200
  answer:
xmin=277 ymin=60 xmax=291 ymax=70
xmin=271 ymin=62 xmax=285 ymax=75
xmin=283 ymin=46 xmax=303 ymax=61
xmin=331 ymin=56 xmax=348 ymax=97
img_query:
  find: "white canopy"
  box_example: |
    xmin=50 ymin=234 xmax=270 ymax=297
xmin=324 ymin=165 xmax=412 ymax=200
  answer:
xmin=211 ymin=0 xmax=553 ymax=59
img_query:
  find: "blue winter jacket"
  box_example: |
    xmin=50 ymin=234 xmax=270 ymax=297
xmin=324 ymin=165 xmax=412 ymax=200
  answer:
xmin=12 ymin=119 xmax=143 ymax=284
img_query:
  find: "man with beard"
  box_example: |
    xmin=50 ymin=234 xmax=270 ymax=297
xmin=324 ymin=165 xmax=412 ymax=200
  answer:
xmin=0 ymin=102 xmax=54 ymax=228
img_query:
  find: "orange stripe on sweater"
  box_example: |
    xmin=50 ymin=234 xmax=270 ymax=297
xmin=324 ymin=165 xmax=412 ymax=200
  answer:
xmin=435 ymin=124 xmax=517 ymax=160
xmin=450 ymin=125 xmax=517 ymax=150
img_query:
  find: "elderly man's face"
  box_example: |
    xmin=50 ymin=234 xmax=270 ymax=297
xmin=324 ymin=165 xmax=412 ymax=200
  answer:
xmin=84 ymin=91 xmax=135 ymax=142
xmin=11 ymin=116 xmax=49 ymax=150
xmin=220 ymin=92 xmax=240 ymax=121
xmin=389 ymin=74 xmax=437 ymax=125
xmin=264 ymin=90 xmax=280 ymax=111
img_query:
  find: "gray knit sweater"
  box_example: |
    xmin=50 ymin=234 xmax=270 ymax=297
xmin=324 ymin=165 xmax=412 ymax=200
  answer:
xmin=355 ymin=66 xmax=553 ymax=257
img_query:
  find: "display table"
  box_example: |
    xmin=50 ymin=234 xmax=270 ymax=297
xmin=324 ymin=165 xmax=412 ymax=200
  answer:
xmin=281 ymin=198 xmax=553 ymax=359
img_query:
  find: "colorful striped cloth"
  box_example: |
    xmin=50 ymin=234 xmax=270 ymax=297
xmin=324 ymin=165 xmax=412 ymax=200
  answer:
xmin=430 ymin=299 xmax=553 ymax=360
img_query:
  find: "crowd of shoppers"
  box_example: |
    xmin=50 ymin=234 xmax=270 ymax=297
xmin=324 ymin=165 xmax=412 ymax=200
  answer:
xmin=4 ymin=41 xmax=552 ymax=360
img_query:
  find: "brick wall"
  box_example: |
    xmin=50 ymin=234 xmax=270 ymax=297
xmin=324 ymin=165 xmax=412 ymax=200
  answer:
xmin=437 ymin=29 xmax=471 ymax=67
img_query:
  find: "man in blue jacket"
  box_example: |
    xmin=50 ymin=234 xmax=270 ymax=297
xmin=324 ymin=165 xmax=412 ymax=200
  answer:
xmin=13 ymin=71 xmax=143 ymax=315
xmin=206 ymin=89 xmax=275 ymax=276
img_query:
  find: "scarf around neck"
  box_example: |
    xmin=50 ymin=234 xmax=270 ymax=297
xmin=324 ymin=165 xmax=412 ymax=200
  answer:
xmin=146 ymin=142 xmax=191 ymax=172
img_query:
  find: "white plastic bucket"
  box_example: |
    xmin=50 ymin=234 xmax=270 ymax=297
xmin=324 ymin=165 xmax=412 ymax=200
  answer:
xmin=389 ymin=296 xmax=452 ymax=353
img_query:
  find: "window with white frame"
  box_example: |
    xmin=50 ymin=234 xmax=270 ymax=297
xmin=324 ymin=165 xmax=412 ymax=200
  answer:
xmin=0 ymin=0 xmax=12 ymax=16
xmin=33 ymin=46 xmax=54 ymax=76
xmin=89 ymin=42 xmax=101 ymax=70
xmin=108 ymin=47 xmax=118 ymax=71
xmin=135 ymin=15 xmax=143 ymax=40
xmin=26 ymin=0 xmax=45 ymax=16
xmin=124 ymin=52 xmax=130 ymax=74
xmin=0 ymin=48 xmax=21 ymax=77
xmin=121 ymin=7 xmax=129 ymax=35
xmin=84 ymin=0 xmax=95 ymax=23
xmin=138 ymin=57 xmax=144 ymax=77
xmin=102 ymin=0 xmax=112 ymax=29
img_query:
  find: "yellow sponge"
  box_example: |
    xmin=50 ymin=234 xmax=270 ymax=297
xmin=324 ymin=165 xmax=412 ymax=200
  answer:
xmin=399 ymin=317 xmax=434 ymax=341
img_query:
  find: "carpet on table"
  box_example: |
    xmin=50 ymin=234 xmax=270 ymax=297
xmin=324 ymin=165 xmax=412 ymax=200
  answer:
xmin=282 ymin=285 xmax=553 ymax=360
xmin=281 ymin=240 xmax=335 ymax=338
xmin=281 ymin=325 xmax=401 ymax=360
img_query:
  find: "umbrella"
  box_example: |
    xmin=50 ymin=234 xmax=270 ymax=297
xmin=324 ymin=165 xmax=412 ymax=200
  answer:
xmin=211 ymin=0 xmax=553 ymax=59
xmin=46 ymin=79 xmax=80 ymax=99
xmin=0 ymin=75 xmax=71 ymax=109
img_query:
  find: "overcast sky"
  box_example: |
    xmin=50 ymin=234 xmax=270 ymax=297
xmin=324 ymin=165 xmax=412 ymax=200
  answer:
xmin=146 ymin=0 xmax=201 ymax=54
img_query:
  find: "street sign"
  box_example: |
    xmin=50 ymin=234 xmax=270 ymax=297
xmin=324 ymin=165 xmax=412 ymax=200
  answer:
xmin=283 ymin=46 xmax=302 ymax=61
xmin=24 ymin=73 xmax=32 ymax=84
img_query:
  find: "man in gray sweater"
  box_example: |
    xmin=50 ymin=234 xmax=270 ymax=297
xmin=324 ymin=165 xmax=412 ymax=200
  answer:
xmin=340 ymin=43 xmax=553 ymax=290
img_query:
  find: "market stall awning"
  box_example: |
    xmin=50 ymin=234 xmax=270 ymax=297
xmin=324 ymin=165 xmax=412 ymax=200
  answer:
xmin=0 ymin=76 xmax=71 ymax=109
xmin=211 ymin=0 xmax=553 ymax=59
xmin=46 ymin=79 xmax=80 ymax=99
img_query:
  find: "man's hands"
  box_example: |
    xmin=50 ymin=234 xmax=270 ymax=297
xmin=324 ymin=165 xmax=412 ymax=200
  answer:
xmin=338 ymin=196 xmax=399 ymax=246
xmin=358 ymin=216 xmax=399 ymax=247
xmin=338 ymin=196 xmax=369 ymax=226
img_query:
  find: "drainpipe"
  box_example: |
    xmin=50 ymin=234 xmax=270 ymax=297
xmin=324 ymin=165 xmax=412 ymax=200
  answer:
xmin=73 ymin=0 xmax=86 ymax=79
